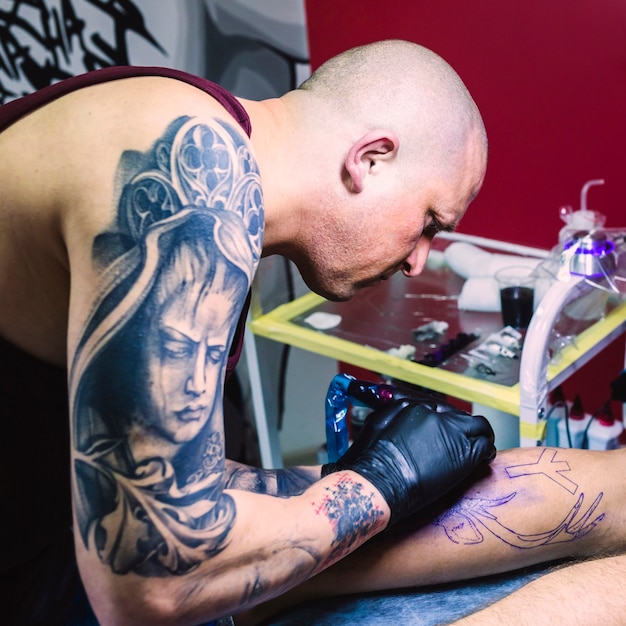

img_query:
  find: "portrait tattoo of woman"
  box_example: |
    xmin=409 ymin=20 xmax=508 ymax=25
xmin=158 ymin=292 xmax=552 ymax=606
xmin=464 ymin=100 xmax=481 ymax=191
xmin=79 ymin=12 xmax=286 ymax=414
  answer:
xmin=70 ymin=116 xmax=263 ymax=576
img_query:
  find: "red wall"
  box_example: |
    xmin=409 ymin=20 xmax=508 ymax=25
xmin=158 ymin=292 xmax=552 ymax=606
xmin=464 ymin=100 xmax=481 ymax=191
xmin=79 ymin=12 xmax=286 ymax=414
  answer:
xmin=305 ymin=0 xmax=625 ymax=248
xmin=305 ymin=0 xmax=625 ymax=413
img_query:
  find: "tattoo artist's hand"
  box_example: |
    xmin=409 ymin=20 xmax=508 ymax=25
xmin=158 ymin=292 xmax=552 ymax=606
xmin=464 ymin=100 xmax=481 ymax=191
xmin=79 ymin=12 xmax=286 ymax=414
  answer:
xmin=389 ymin=381 xmax=463 ymax=414
xmin=322 ymin=400 xmax=496 ymax=525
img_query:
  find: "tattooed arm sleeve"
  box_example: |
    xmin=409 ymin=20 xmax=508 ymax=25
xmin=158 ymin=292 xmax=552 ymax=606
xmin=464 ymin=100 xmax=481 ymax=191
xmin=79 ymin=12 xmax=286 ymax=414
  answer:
xmin=67 ymin=109 xmax=389 ymax=625
xmin=224 ymin=460 xmax=320 ymax=497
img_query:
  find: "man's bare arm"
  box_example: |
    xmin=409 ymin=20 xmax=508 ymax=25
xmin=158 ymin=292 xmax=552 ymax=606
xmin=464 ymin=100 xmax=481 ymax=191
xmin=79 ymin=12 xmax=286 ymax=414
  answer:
xmin=60 ymin=79 xmax=391 ymax=626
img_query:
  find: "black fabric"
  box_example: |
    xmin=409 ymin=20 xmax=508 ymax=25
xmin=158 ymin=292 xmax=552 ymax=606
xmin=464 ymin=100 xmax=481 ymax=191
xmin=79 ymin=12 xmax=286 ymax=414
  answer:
xmin=0 ymin=336 xmax=75 ymax=624
xmin=2 ymin=527 xmax=80 ymax=625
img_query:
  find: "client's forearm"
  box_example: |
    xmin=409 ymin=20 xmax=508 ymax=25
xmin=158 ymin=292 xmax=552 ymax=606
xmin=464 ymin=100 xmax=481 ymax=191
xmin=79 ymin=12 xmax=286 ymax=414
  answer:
xmin=313 ymin=447 xmax=626 ymax=595
xmin=240 ymin=447 xmax=626 ymax=623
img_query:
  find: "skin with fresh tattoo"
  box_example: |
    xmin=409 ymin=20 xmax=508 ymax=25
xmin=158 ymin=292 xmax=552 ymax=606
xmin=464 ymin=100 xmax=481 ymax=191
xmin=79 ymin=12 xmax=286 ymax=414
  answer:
xmin=434 ymin=449 xmax=604 ymax=550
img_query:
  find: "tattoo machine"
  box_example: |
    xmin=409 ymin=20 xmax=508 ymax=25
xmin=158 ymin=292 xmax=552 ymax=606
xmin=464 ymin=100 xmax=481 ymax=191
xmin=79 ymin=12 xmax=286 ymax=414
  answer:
xmin=325 ymin=373 xmax=395 ymax=462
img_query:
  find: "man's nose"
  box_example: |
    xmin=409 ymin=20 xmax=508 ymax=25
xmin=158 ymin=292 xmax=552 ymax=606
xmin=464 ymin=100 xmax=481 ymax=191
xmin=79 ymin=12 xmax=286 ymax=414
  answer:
xmin=401 ymin=238 xmax=432 ymax=278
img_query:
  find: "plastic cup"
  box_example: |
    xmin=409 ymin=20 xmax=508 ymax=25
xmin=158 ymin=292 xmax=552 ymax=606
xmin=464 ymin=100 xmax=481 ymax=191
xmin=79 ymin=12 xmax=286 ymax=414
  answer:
xmin=495 ymin=266 xmax=536 ymax=329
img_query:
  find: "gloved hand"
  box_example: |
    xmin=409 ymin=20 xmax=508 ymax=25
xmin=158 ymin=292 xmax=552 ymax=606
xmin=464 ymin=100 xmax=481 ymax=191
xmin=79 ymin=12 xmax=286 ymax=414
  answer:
xmin=388 ymin=381 xmax=462 ymax=414
xmin=322 ymin=399 xmax=495 ymax=525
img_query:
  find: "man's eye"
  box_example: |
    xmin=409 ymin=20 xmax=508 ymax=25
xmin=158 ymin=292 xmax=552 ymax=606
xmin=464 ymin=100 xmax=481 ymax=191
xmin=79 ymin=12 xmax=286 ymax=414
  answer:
xmin=423 ymin=222 xmax=440 ymax=239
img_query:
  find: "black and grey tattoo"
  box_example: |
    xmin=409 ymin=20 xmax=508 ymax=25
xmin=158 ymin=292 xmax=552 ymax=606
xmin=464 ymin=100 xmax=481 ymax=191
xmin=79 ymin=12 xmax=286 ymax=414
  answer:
xmin=225 ymin=465 xmax=319 ymax=497
xmin=314 ymin=474 xmax=385 ymax=566
xmin=70 ymin=116 xmax=263 ymax=576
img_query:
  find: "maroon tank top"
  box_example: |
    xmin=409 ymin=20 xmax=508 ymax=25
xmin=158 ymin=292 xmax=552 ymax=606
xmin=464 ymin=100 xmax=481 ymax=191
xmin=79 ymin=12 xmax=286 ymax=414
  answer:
xmin=0 ymin=65 xmax=251 ymax=137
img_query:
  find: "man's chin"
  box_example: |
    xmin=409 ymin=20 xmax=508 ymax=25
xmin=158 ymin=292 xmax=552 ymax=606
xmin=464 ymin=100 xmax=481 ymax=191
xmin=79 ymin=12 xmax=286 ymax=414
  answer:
xmin=304 ymin=272 xmax=382 ymax=302
xmin=326 ymin=292 xmax=352 ymax=302
xmin=307 ymin=281 xmax=355 ymax=302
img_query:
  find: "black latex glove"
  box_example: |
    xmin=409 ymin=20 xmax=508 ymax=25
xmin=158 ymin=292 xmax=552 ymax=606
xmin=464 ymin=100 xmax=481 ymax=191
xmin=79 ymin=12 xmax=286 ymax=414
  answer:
xmin=322 ymin=400 xmax=496 ymax=525
xmin=389 ymin=381 xmax=462 ymax=414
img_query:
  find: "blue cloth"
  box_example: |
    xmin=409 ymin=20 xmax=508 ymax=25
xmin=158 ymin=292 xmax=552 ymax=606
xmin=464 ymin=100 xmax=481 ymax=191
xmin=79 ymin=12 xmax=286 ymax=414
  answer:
xmin=64 ymin=563 xmax=557 ymax=626
xmin=263 ymin=563 xmax=554 ymax=626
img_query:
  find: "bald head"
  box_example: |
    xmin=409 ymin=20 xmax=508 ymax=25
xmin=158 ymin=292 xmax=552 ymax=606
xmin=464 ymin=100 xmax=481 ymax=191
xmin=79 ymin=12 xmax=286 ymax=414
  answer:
xmin=299 ymin=39 xmax=487 ymax=181
xmin=259 ymin=40 xmax=487 ymax=301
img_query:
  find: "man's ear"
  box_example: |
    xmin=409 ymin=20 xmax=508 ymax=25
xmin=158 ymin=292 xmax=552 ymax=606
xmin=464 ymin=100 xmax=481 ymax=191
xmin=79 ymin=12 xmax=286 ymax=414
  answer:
xmin=345 ymin=129 xmax=400 ymax=193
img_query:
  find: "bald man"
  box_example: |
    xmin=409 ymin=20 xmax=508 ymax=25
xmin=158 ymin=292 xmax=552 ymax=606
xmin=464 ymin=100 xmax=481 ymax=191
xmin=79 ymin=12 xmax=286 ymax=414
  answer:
xmin=1 ymin=39 xmax=617 ymax=626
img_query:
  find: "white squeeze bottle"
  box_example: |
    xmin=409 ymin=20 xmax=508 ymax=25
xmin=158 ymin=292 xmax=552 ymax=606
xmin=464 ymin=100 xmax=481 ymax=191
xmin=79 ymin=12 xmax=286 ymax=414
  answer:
xmin=558 ymin=394 xmax=591 ymax=448
xmin=587 ymin=403 xmax=624 ymax=451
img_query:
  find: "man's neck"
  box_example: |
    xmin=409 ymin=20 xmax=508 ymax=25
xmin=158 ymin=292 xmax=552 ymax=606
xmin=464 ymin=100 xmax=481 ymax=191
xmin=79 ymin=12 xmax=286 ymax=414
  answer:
xmin=239 ymin=94 xmax=306 ymax=257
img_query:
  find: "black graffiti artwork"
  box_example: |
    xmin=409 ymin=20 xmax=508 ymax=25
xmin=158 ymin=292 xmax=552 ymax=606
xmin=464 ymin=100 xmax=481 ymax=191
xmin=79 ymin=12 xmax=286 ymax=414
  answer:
xmin=0 ymin=0 xmax=164 ymax=103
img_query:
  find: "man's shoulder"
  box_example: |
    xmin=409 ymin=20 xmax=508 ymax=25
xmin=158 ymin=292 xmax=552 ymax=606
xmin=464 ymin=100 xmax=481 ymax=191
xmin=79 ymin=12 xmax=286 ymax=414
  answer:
xmin=0 ymin=71 xmax=256 ymax=366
